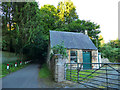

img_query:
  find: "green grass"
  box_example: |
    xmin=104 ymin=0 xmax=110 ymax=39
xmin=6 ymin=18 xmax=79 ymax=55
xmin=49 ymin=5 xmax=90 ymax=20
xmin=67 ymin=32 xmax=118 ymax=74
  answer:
xmin=39 ymin=64 xmax=51 ymax=78
xmin=66 ymin=69 xmax=103 ymax=82
xmin=0 ymin=61 xmax=29 ymax=78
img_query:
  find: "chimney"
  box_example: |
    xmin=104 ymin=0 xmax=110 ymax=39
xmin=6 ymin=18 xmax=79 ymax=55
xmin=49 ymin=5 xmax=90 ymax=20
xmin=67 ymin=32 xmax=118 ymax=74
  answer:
xmin=85 ymin=30 xmax=88 ymax=35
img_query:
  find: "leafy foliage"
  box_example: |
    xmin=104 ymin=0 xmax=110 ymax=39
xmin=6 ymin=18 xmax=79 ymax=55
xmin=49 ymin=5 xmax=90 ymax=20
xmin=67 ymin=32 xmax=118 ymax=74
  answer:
xmin=1 ymin=2 xmax=47 ymax=63
xmin=57 ymin=0 xmax=78 ymax=24
xmin=1 ymin=1 xmax=102 ymax=63
xmin=52 ymin=41 xmax=68 ymax=58
xmin=99 ymin=39 xmax=120 ymax=62
xmin=40 ymin=4 xmax=59 ymax=35
xmin=54 ymin=19 xmax=101 ymax=48
xmin=98 ymin=35 xmax=104 ymax=45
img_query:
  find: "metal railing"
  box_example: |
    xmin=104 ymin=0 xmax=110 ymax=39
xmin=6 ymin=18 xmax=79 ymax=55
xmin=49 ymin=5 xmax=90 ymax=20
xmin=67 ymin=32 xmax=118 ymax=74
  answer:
xmin=64 ymin=63 xmax=120 ymax=89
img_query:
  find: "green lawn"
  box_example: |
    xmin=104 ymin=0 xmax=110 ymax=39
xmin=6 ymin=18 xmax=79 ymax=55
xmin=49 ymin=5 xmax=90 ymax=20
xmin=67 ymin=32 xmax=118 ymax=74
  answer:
xmin=66 ymin=69 xmax=102 ymax=82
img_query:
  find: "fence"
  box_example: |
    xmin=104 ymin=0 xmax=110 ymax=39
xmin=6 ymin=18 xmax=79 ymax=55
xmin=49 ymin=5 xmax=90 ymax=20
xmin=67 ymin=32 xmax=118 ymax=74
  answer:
xmin=64 ymin=63 xmax=120 ymax=89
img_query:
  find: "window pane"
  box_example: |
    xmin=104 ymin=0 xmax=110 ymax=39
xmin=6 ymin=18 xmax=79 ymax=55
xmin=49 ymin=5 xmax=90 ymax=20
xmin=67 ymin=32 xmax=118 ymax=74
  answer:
xmin=70 ymin=51 xmax=77 ymax=63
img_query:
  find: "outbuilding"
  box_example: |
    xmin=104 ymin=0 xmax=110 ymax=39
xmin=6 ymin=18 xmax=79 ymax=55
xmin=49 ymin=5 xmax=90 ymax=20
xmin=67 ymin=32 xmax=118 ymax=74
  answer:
xmin=48 ymin=30 xmax=99 ymax=69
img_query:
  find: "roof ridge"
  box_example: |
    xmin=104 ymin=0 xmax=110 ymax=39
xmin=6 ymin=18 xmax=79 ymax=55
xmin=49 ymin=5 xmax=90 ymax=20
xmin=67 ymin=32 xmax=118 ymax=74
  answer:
xmin=50 ymin=30 xmax=84 ymax=34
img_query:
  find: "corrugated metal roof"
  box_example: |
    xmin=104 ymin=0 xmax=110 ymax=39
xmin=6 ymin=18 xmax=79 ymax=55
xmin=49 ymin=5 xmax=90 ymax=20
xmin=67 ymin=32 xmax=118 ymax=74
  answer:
xmin=50 ymin=30 xmax=97 ymax=50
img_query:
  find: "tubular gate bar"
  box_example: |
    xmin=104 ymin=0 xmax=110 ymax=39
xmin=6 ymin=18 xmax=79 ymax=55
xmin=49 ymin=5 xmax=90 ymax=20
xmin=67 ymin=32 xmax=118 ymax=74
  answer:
xmin=64 ymin=63 xmax=120 ymax=89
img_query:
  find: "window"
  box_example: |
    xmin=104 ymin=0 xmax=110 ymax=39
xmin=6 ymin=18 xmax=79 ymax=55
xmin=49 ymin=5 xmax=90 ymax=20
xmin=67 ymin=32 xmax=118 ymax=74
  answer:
xmin=70 ymin=51 xmax=77 ymax=63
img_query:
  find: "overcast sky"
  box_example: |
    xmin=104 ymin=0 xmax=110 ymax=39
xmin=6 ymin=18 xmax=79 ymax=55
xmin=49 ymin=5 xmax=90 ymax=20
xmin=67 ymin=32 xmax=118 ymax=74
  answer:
xmin=36 ymin=0 xmax=119 ymax=43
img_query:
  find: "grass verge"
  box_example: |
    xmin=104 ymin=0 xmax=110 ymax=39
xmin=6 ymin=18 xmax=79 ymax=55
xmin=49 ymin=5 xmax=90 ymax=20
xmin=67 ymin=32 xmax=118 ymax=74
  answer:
xmin=39 ymin=64 xmax=51 ymax=78
xmin=0 ymin=61 xmax=30 ymax=78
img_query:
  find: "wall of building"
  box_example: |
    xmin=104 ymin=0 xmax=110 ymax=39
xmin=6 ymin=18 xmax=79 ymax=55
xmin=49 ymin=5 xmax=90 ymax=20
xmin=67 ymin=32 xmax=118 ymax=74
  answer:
xmin=91 ymin=50 xmax=98 ymax=63
xmin=78 ymin=50 xmax=83 ymax=63
xmin=67 ymin=49 xmax=98 ymax=68
xmin=67 ymin=49 xmax=83 ymax=63
xmin=91 ymin=50 xmax=99 ymax=68
xmin=67 ymin=49 xmax=98 ymax=63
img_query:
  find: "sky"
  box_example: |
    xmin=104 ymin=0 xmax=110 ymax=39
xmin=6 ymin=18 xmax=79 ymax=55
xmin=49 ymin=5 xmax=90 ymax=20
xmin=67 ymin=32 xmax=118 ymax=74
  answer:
xmin=36 ymin=0 xmax=119 ymax=43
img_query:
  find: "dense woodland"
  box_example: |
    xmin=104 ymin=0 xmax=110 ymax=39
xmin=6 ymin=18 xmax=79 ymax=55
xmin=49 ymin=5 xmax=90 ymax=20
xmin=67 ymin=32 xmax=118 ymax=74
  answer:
xmin=1 ymin=1 xmax=119 ymax=63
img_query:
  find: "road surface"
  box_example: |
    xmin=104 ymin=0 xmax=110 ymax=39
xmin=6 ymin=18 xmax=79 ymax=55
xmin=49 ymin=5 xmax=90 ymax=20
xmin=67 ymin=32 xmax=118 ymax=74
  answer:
xmin=2 ymin=64 xmax=40 ymax=88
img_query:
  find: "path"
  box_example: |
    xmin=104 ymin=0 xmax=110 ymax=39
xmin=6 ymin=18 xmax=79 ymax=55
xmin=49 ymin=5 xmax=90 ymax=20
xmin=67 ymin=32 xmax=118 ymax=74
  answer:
xmin=3 ymin=63 xmax=112 ymax=88
xmin=2 ymin=63 xmax=81 ymax=88
xmin=2 ymin=64 xmax=40 ymax=88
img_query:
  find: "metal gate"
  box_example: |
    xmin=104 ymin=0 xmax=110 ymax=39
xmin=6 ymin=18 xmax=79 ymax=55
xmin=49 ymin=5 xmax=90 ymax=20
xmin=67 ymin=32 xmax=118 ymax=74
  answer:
xmin=64 ymin=63 xmax=120 ymax=89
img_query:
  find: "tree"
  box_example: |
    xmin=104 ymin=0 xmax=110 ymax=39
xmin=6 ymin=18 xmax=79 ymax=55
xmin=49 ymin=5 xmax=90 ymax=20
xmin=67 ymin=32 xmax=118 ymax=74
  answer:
xmin=54 ymin=19 xmax=101 ymax=48
xmin=57 ymin=0 xmax=78 ymax=24
xmin=107 ymin=38 xmax=119 ymax=48
xmin=1 ymin=1 xmax=103 ymax=63
xmin=1 ymin=2 xmax=48 ymax=63
xmin=39 ymin=4 xmax=59 ymax=36
xmin=98 ymin=35 xmax=104 ymax=45
xmin=11 ymin=2 xmax=43 ymax=53
xmin=1 ymin=2 xmax=14 ymax=52
xmin=99 ymin=39 xmax=120 ymax=62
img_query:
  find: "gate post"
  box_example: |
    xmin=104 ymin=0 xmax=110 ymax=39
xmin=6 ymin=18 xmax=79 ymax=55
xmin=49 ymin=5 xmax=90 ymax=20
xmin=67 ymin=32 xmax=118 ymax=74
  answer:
xmin=54 ymin=54 xmax=67 ymax=82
